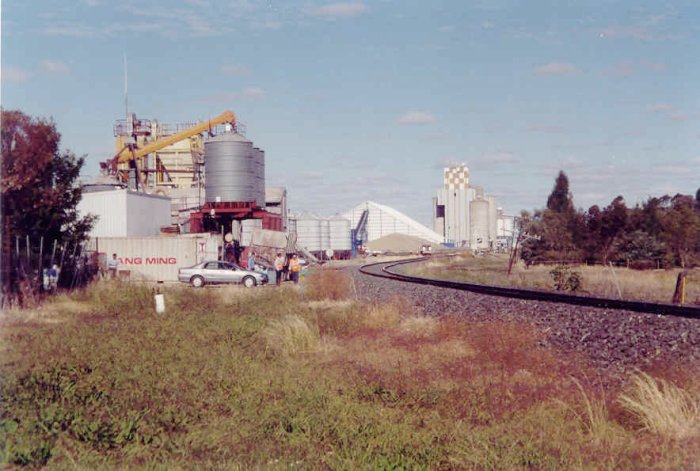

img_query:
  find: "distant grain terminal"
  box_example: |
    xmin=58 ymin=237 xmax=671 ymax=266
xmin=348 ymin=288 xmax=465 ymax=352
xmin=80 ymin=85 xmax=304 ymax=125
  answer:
xmin=78 ymin=111 xmax=515 ymax=281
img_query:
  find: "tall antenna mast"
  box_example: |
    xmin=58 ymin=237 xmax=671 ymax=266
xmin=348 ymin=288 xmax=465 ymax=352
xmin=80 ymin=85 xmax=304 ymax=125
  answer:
xmin=123 ymin=52 xmax=130 ymax=134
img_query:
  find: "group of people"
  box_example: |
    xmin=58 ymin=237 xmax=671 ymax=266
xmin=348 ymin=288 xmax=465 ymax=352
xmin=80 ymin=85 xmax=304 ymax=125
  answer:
xmin=246 ymin=250 xmax=302 ymax=285
xmin=273 ymin=251 xmax=302 ymax=286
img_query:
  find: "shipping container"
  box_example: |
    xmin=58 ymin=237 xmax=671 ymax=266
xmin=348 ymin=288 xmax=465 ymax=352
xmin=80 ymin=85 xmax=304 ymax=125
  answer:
xmin=86 ymin=233 xmax=219 ymax=282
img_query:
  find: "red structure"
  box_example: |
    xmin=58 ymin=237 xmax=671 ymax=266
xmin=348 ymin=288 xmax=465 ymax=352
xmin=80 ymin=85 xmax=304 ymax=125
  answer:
xmin=189 ymin=201 xmax=283 ymax=234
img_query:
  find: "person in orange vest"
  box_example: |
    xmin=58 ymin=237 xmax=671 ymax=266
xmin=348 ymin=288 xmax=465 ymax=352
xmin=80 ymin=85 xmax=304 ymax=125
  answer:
xmin=289 ymin=254 xmax=301 ymax=285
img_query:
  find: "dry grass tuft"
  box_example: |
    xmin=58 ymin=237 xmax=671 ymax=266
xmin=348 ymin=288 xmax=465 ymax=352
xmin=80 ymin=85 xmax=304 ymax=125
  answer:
xmin=398 ymin=315 xmax=438 ymax=337
xmin=262 ymin=314 xmax=320 ymax=355
xmin=304 ymin=269 xmax=355 ymax=301
xmin=618 ymin=372 xmax=700 ymax=440
xmin=568 ymin=378 xmax=619 ymax=445
xmin=364 ymin=303 xmax=402 ymax=329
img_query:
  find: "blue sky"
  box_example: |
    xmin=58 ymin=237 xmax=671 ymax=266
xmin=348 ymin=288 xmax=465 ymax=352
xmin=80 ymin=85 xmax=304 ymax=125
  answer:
xmin=2 ymin=0 xmax=699 ymax=226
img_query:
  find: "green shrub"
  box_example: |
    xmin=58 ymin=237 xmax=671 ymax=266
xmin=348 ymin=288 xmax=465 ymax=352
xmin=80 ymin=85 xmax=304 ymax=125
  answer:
xmin=549 ymin=264 xmax=583 ymax=292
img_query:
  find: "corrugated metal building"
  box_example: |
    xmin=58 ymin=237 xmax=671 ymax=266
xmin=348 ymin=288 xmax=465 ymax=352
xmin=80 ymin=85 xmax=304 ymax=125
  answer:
xmin=78 ymin=189 xmax=172 ymax=238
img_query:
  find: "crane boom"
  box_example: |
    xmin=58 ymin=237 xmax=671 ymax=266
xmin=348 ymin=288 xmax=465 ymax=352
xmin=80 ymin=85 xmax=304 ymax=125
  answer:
xmin=114 ymin=110 xmax=236 ymax=163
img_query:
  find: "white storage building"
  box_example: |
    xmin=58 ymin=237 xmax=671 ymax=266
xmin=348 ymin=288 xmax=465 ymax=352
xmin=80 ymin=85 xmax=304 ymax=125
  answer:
xmin=78 ymin=189 xmax=171 ymax=238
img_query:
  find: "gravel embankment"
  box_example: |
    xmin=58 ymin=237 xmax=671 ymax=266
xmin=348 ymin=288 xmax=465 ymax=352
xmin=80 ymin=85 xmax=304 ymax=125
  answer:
xmin=352 ymin=265 xmax=700 ymax=382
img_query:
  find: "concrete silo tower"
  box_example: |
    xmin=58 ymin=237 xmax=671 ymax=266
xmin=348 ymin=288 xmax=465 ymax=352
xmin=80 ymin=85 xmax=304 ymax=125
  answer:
xmin=432 ymin=164 xmax=474 ymax=246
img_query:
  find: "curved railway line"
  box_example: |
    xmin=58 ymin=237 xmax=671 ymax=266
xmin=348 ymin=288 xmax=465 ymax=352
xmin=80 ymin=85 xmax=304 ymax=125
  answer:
xmin=354 ymin=257 xmax=700 ymax=380
xmin=360 ymin=257 xmax=700 ymax=319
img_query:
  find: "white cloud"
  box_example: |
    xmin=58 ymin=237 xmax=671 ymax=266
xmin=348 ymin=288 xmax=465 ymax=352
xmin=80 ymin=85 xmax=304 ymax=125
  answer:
xmin=479 ymin=152 xmax=517 ymax=164
xmin=251 ymin=19 xmax=282 ymax=30
xmin=42 ymin=23 xmax=96 ymax=37
xmin=242 ymin=87 xmax=265 ymax=98
xmin=196 ymin=86 xmax=266 ymax=104
xmin=670 ymin=111 xmax=699 ymax=122
xmin=598 ymin=26 xmax=651 ymax=40
xmin=2 ymin=66 xmax=29 ymax=82
xmin=309 ymin=2 xmax=367 ymax=18
xmin=41 ymin=60 xmax=69 ymax=74
xmin=397 ymin=111 xmax=436 ymax=125
xmin=646 ymin=103 xmax=674 ymax=113
xmin=186 ymin=15 xmax=218 ymax=36
xmin=525 ymin=124 xmax=564 ymax=133
xmin=534 ymin=62 xmax=577 ymax=76
xmin=607 ymin=60 xmax=668 ymax=77
xmin=106 ymin=23 xmax=164 ymax=34
xmin=222 ymin=65 xmax=252 ymax=76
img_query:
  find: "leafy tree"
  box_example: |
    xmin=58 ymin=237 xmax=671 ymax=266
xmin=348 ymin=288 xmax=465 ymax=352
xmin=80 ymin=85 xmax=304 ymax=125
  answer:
xmin=612 ymin=230 xmax=667 ymax=268
xmin=598 ymin=196 xmax=628 ymax=263
xmin=628 ymin=198 xmax=664 ymax=237
xmin=546 ymin=171 xmax=575 ymax=214
xmin=1 ymin=109 xmax=94 ymax=300
xmin=659 ymin=194 xmax=700 ymax=268
xmin=522 ymin=171 xmax=582 ymax=263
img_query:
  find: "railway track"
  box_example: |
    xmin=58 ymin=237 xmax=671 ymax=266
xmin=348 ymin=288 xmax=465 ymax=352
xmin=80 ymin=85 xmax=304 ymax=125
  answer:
xmin=360 ymin=258 xmax=700 ymax=320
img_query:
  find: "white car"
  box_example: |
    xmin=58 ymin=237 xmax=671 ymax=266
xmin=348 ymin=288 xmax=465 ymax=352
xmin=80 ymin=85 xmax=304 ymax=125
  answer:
xmin=178 ymin=261 xmax=268 ymax=288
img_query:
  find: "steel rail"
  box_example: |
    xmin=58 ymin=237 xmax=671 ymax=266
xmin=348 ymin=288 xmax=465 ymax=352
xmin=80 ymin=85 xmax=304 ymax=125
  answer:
xmin=359 ymin=258 xmax=700 ymax=320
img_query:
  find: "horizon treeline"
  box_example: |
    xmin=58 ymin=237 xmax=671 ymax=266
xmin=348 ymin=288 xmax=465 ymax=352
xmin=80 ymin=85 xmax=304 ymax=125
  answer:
xmin=520 ymin=171 xmax=700 ymax=269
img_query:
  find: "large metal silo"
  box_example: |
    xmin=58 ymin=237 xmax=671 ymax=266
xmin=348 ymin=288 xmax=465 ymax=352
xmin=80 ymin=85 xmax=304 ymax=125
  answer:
xmin=320 ymin=218 xmax=330 ymax=251
xmin=204 ymin=133 xmax=261 ymax=204
xmin=252 ymin=147 xmax=265 ymax=207
xmin=329 ymin=216 xmax=351 ymax=251
xmin=294 ymin=213 xmax=322 ymax=252
xmin=486 ymin=195 xmax=498 ymax=247
xmin=470 ymin=198 xmax=489 ymax=250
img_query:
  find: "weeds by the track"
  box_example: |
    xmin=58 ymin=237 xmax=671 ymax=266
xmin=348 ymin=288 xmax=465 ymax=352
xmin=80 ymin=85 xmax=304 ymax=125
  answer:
xmin=1 ymin=270 xmax=698 ymax=468
xmin=618 ymin=371 xmax=699 ymax=440
xmin=407 ymin=253 xmax=700 ymax=304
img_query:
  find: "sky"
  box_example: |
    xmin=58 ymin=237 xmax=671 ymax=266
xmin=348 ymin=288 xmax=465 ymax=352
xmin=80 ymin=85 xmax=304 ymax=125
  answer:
xmin=2 ymin=0 xmax=699 ymax=227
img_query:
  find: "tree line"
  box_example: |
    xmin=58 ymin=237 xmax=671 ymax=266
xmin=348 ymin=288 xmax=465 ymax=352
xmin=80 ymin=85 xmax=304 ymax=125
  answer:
xmin=520 ymin=171 xmax=700 ymax=269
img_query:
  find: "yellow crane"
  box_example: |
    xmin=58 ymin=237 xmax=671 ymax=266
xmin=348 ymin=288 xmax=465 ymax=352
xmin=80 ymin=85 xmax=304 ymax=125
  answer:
xmin=107 ymin=110 xmax=237 ymax=190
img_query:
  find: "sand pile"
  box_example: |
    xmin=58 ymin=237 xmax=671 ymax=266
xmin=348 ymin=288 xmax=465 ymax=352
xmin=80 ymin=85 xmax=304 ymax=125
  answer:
xmin=365 ymin=233 xmax=435 ymax=253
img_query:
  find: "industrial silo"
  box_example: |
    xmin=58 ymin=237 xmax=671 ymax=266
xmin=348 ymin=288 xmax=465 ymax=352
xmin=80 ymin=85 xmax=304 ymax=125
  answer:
xmin=486 ymin=195 xmax=498 ymax=248
xmin=294 ymin=213 xmax=322 ymax=252
xmin=252 ymin=147 xmax=265 ymax=208
xmin=257 ymin=148 xmax=266 ymax=208
xmin=320 ymin=218 xmax=330 ymax=252
xmin=329 ymin=216 xmax=352 ymax=251
xmin=204 ymin=133 xmax=261 ymax=204
xmin=470 ymin=198 xmax=489 ymax=250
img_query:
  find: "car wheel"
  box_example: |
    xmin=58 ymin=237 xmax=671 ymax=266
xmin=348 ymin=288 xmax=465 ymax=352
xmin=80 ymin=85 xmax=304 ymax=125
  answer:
xmin=190 ymin=275 xmax=205 ymax=288
xmin=242 ymin=276 xmax=256 ymax=288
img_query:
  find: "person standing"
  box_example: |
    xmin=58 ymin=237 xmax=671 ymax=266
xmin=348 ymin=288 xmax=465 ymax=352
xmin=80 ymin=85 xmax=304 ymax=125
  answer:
xmin=107 ymin=253 xmax=119 ymax=279
xmin=289 ymin=254 xmax=301 ymax=285
xmin=247 ymin=251 xmax=256 ymax=271
xmin=274 ymin=251 xmax=285 ymax=286
xmin=48 ymin=264 xmax=59 ymax=291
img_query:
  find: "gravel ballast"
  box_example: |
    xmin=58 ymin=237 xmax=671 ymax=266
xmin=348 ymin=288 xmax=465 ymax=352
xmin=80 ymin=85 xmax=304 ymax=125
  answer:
xmin=352 ymin=263 xmax=700 ymax=382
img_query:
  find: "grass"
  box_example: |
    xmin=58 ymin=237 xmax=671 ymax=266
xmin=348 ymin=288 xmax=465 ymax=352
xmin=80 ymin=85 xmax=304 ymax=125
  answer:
xmin=1 ymin=271 xmax=698 ymax=468
xmin=407 ymin=253 xmax=700 ymax=304
xmin=618 ymin=372 xmax=699 ymax=440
